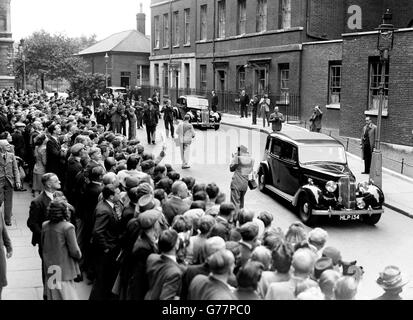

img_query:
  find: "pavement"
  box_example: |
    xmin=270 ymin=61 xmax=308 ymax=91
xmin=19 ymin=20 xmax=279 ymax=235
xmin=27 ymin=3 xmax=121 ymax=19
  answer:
xmin=221 ymin=113 xmax=413 ymax=219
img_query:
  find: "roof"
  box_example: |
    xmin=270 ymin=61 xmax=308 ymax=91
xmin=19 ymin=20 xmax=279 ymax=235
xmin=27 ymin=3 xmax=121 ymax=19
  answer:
xmin=78 ymin=30 xmax=150 ymax=55
xmin=270 ymin=125 xmax=341 ymax=146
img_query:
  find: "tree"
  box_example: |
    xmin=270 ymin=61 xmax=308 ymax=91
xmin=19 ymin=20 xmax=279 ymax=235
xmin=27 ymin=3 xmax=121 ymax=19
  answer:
xmin=70 ymin=72 xmax=106 ymax=99
xmin=14 ymin=30 xmax=93 ymax=87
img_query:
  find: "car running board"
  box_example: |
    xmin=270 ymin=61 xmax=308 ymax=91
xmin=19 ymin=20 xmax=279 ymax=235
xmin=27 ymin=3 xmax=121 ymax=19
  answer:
xmin=266 ymin=185 xmax=294 ymax=203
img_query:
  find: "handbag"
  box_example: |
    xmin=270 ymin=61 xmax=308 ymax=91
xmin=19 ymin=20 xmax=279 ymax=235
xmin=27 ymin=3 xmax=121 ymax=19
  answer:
xmin=248 ymin=172 xmax=258 ymax=190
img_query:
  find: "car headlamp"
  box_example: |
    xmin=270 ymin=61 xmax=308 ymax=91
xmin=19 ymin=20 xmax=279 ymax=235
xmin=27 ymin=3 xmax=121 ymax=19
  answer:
xmin=358 ymin=181 xmax=370 ymax=194
xmin=356 ymin=198 xmax=366 ymax=209
xmin=326 ymin=181 xmax=338 ymax=193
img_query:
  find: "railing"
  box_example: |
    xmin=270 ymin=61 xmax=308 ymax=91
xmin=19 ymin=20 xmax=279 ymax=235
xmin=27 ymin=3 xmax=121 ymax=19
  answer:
xmin=299 ymin=121 xmax=413 ymax=178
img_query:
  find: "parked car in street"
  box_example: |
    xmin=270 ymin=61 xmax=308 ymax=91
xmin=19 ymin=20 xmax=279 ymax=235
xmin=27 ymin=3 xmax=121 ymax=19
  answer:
xmin=258 ymin=126 xmax=385 ymax=226
xmin=106 ymin=86 xmax=127 ymax=99
xmin=174 ymin=95 xmax=222 ymax=130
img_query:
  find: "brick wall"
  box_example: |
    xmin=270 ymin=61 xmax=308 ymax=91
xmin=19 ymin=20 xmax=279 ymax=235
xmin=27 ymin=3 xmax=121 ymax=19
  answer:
xmin=340 ymin=30 xmax=413 ymax=146
xmin=151 ymin=0 xmax=197 ymax=58
xmin=81 ymin=52 xmax=150 ymax=88
xmin=301 ymin=41 xmax=342 ymax=129
xmin=308 ymin=0 xmax=345 ymax=39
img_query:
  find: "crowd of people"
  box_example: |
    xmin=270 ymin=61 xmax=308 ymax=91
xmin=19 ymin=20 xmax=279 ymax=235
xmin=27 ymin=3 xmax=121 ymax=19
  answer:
xmin=0 ymin=88 xmax=408 ymax=301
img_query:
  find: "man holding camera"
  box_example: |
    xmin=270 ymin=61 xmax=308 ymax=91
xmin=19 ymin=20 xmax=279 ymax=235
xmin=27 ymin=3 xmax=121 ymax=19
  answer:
xmin=269 ymin=107 xmax=285 ymax=132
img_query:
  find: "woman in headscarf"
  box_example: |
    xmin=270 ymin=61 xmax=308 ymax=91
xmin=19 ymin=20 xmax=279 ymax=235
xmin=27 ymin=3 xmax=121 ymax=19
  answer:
xmin=41 ymin=200 xmax=81 ymax=300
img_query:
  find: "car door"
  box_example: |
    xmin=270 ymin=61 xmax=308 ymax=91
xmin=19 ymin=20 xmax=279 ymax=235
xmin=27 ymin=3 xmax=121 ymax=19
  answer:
xmin=269 ymin=137 xmax=282 ymax=189
xmin=277 ymin=141 xmax=300 ymax=196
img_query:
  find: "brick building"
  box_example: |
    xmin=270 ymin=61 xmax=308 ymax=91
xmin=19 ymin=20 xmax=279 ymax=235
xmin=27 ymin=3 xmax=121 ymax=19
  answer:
xmin=0 ymin=0 xmax=14 ymax=88
xmin=78 ymin=8 xmax=150 ymax=89
xmin=150 ymin=0 xmax=413 ymax=146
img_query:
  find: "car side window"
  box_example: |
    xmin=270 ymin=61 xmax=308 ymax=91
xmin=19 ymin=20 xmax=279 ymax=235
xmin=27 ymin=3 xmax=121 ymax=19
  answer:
xmin=270 ymin=138 xmax=282 ymax=157
xmin=280 ymin=142 xmax=297 ymax=163
xmin=265 ymin=137 xmax=271 ymax=151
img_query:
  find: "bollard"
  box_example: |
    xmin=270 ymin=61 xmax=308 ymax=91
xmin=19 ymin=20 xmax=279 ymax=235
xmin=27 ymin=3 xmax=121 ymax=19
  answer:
xmin=401 ymin=158 xmax=405 ymax=175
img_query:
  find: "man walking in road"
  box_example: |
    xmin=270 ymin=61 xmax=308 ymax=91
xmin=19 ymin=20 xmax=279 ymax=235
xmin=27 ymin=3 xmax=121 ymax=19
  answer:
xmin=143 ymin=99 xmax=160 ymax=145
xmin=175 ymin=115 xmax=195 ymax=169
xmin=361 ymin=117 xmax=377 ymax=174
xmin=161 ymin=98 xmax=175 ymax=139
xmin=269 ymin=107 xmax=285 ymax=132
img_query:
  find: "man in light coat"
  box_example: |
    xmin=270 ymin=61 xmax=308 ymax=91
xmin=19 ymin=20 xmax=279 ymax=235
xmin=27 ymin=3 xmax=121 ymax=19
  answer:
xmin=0 ymin=140 xmax=21 ymax=226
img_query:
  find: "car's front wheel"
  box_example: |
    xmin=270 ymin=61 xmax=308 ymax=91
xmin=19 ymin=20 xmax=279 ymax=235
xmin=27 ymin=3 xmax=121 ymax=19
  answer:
xmin=362 ymin=214 xmax=381 ymax=226
xmin=258 ymin=170 xmax=266 ymax=193
xmin=298 ymin=194 xmax=318 ymax=226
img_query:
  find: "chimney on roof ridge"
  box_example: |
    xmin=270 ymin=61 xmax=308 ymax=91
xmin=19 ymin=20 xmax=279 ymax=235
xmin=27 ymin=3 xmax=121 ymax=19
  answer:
xmin=137 ymin=3 xmax=146 ymax=35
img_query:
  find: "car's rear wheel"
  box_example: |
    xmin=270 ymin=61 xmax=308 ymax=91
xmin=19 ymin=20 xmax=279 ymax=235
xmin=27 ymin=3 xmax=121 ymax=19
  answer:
xmin=298 ymin=194 xmax=318 ymax=226
xmin=362 ymin=213 xmax=382 ymax=226
xmin=214 ymin=124 xmax=220 ymax=131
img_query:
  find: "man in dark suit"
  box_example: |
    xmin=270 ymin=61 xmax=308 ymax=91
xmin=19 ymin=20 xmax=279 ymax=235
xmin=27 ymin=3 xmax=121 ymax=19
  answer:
xmin=45 ymin=124 xmax=63 ymax=181
xmin=0 ymin=140 xmax=21 ymax=226
xmin=239 ymin=90 xmax=250 ymax=118
xmin=143 ymin=99 xmax=160 ymax=145
xmin=269 ymin=107 xmax=285 ymax=132
xmin=26 ymin=173 xmax=61 ymax=299
xmin=211 ymin=90 xmax=219 ymax=113
xmin=361 ymin=117 xmax=377 ymax=174
xmin=64 ymin=143 xmax=85 ymax=206
xmin=144 ymin=229 xmax=185 ymax=300
xmin=77 ymin=166 xmax=104 ymax=282
xmin=89 ymin=184 xmax=122 ymax=300
xmin=162 ymin=181 xmax=190 ymax=225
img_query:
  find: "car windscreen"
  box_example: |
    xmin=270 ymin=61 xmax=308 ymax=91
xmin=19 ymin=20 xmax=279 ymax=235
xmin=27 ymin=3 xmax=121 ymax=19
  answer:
xmin=186 ymin=97 xmax=209 ymax=108
xmin=299 ymin=145 xmax=347 ymax=165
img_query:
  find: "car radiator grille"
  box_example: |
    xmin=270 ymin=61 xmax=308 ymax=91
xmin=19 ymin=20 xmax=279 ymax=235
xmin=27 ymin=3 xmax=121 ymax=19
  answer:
xmin=201 ymin=111 xmax=209 ymax=123
xmin=338 ymin=176 xmax=357 ymax=209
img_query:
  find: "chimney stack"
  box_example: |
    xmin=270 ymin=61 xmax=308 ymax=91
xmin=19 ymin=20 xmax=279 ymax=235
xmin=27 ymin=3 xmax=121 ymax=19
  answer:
xmin=136 ymin=3 xmax=146 ymax=35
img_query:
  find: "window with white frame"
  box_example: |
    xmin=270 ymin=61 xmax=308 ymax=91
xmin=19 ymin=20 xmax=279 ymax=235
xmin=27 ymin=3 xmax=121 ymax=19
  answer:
xmin=369 ymin=57 xmax=389 ymax=111
xmin=173 ymin=11 xmax=179 ymax=46
xmin=256 ymin=0 xmax=267 ymax=32
xmin=279 ymin=63 xmax=290 ymax=103
xmin=200 ymin=65 xmax=207 ymax=92
xmin=280 ymin=0 xmax=291 ymax=29
xmin=329 ymin=62 xmax=342 ymax=105
xmin=163 ymin=13 xmax=170 ymax=48
xmin=200 ymin=5 xmax=208 ymax=41
xmin=184 ymin=9 xmax=190 ymax=45
xmin=255 ymin=68 xmax=268 ymax=94
xmin=154 ymin=16 xmax=160 ymax=49
xmin=238 ymin=0 xmax=247 ymax=35
xmin=218 ymin=0 xmax=226 ymax=38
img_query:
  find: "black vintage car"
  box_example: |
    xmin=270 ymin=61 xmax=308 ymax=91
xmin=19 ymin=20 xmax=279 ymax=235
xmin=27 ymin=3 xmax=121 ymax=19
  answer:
xmin=258 ymin=126 xmax=385 ymax=226
xmin=173 ymin=95 xmax=222 ymax=130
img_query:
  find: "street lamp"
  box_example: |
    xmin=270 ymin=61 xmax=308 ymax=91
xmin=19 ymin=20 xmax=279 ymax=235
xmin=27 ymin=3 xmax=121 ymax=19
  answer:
xmin=104 ymin=52 xmax=109 ymax=88
xmin=370 ymin=9 xmax=396 ymax=188
xmin=19 ymin=39 xmax=26 ymax=91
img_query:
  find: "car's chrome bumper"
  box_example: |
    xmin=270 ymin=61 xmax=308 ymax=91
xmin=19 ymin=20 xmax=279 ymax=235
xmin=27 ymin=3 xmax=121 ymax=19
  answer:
xmin=312 ymin=208 xmax=384 ymax=216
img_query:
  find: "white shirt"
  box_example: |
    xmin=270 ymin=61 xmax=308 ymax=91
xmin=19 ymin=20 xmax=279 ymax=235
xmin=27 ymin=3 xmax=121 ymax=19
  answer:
xmin=45 ymin=190 xmax=54 ymax=201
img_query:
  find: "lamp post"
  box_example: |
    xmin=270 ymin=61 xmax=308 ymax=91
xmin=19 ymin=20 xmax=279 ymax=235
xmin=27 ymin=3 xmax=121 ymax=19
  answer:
xmin=370 ymin=9 xmax=396 ymax=188
xmin=104 ymin=52 xmax=109 ymax=88
xmin=19 ymin=39 xmax=26 ymax=91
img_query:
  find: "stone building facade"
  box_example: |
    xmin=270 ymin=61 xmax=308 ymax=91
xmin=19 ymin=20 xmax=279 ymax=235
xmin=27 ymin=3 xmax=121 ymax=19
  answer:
xmin=0 ymin=0 xmax=14 ymax=88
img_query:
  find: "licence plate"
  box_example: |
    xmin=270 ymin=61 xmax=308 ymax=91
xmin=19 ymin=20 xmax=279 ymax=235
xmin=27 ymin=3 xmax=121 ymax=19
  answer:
xmin=340 ymin=215 xmax=360 ymax=221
